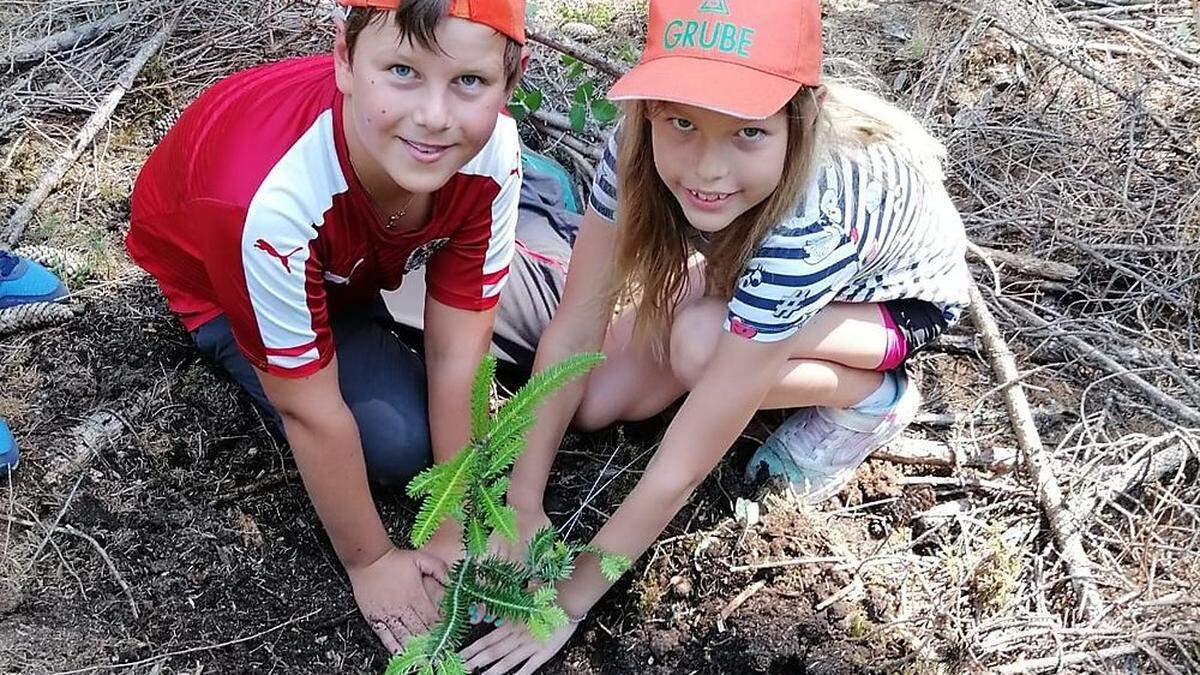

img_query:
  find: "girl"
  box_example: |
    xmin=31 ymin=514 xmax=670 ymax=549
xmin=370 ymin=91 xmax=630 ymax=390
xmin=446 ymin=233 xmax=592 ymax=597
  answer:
xmin=464 ymin=0 xmax=969 ymax=670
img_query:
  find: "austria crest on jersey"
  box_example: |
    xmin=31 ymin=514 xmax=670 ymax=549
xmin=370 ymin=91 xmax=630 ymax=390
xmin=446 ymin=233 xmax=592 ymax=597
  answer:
xmin=607 ymin=0 xmax=822 ymax=120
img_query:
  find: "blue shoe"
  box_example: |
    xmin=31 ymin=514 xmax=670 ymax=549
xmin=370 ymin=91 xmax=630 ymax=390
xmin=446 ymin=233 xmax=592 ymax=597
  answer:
xmin=0 ymin=419 xmax=17 ymax=474
xmin=0 ymin=249 xmax=68 ymax=309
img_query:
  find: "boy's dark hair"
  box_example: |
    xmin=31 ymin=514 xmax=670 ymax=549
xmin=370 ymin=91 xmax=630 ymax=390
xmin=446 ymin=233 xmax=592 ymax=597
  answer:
xmin=344 ymin=0 xmax=523 ymax=88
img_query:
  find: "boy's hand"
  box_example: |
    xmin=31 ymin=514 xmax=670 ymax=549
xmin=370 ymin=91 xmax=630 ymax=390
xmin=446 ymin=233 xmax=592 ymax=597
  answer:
xmin=490 ymin=507 xmax=550 ymax=564
xmin=348 ymin=547 xmax=447 ymax=653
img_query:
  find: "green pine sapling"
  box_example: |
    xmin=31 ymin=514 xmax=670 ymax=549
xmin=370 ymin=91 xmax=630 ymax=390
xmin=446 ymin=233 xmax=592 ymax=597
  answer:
xmin=387 ymin=352 xmax=631 ymax=675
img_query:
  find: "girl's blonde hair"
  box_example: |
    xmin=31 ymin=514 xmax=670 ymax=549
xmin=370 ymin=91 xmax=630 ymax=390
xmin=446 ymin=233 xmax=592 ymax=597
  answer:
xmin=608 ymin=79 xmax=946 ymax=356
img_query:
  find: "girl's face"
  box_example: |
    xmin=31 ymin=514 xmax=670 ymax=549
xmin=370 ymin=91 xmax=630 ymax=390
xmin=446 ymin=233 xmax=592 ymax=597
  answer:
xmin=648 ymin=102 xmax=790 ymax=233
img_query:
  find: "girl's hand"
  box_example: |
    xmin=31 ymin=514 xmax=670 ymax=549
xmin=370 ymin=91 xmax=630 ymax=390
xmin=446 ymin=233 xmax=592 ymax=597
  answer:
xmin=460 ymin=620 xmax=577 ymax=674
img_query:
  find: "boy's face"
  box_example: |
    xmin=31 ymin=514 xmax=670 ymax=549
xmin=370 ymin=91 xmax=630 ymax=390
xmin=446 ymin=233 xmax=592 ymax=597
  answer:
xmin=335 ymin=15 xmax=512 ymax=197
xmin=648 ymin=102 xmax=789 ymax=234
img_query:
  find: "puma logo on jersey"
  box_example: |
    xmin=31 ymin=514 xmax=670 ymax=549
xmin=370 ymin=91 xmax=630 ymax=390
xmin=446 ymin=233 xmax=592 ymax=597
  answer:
xmin=254 ymin=239 xmax=303 ymax=274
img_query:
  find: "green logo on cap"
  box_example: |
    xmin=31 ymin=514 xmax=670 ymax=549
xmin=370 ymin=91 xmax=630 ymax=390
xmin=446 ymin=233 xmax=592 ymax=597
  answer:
xmin=663 ymin=6 xmax=755 ymax=58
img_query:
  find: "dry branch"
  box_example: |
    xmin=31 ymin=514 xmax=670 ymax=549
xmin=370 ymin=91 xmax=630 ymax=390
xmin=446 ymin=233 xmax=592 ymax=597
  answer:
xmin=874 ymin=436 xmax=1018 ymax=473
xmin=2 ymin=515 xmax=139 ymax=619
xmin=1067 ymin=432 xmax=1198 ymax=532
xmin=526 ymin=23 xmax=628 ymax=80
xmin=968 ymin=282 xmax=1104 ymax=622
xmin=974 ymin=245 xmax=1080 ymax=281
xmin=2 ymin=7 xmax=135 ymax=64
xmin=4 ymin=11 xmax=181 ymax=246
xmin=996 ymin=297 xmax=1200 ymax=425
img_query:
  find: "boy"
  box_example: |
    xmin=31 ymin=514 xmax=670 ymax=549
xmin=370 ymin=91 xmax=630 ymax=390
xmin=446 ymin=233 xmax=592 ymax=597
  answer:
xmin=126 ymin=0 xmax=572 ymax=652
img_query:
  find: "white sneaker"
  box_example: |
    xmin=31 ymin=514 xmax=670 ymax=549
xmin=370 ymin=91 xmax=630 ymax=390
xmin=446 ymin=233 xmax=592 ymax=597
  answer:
xmin=745 ymin=371 xmax=920 ymax=503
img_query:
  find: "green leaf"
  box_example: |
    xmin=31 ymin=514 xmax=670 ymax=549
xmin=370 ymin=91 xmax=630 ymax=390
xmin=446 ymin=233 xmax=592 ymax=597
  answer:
xmin=569 ymin=104 xmax=587 ymax=132
xmin=560 ymin=54 xmax=578 ymax=66
xmin=470 ymin=354 xmax=497 ymax=439
xmin=496 ymin=353 xmax=603 ymax=429
xmin=525 ymin=88 xmax=544 ymax=113
xmin=483 ymin=415 xmax=535 ymax=478
xmin=465 ymin=518 xmax=489 ymax=558
xmin=598 ymin=552 xmax=632 ymax=581
xmin=434 ymin=654 xmax=468 ymax=675
xmin=477 ymin=555 xmax=532 ymax=589
xmin=573 ymin=81 xmax=593 ymax=105
xmin=425 ymin=560 xmax=473 ymax=666
xmin=567 ymin=60 xmax=584 ymax=80
xmin=405 ymin=462 xmax=443 ymax=498
xmin=410 ymin=447 xmax=477 ymax=548
xmin=591 ymin=99 xmax=619 ymax=124
xmin=507 ymin=103 xmax=529 ymax=120
xmin=465 ymin=580 xmax=541 ymax=622
xmin=527 ymin=604 xmax=569 ymax=640
xmin=477 ymin=484 xmax=518 ymax=542
xmin=386 ymin=634 xmax=432 ymax=675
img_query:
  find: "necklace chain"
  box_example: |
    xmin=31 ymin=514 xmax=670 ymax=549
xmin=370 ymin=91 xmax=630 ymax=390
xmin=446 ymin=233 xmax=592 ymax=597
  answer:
xmin=384 ymin=193 xmax=419 ymax=230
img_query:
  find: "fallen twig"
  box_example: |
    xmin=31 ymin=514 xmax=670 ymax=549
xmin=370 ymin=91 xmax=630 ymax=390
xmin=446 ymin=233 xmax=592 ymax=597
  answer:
xmin=526 ymin=23 xmax=628 ymax=80
xmin=874 ymin=436 xmax=1019 ymax=473
xmin=968 ymin=282 xmax=1104 ymax=623
xmin=1067 ymin=432 xmax=1198 ymax=532
xmin=2 ymin=7 xmax=136 ymax=64
xmin=975 ymin=245 xmax=1080 ymax=282
xmin=996 ymin=296 xmax=1200 ymax=425
xmin=716 ymin=580 xmax=765 ymax=632
xmin=47 ymin=608 xmax=322 ymax=675
xmin=4 ymin=11 xmax=181 ymax=246
xmin=2 ymin=514 xmax=139 ymax=619
xmin=43 ymin=391 xmax=155 ymax=485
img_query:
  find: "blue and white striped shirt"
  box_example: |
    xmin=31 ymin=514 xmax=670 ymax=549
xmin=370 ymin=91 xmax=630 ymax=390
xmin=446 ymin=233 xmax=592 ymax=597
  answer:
xmin=589 ymin=127 xmax=970 ymax=343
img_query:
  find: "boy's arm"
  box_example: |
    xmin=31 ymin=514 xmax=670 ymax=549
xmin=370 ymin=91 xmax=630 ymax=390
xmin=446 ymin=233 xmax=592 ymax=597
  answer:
xmin=256 ymin=360 xmax=446 ymax=651
xmin=419 ymin=295 xmax=497 ymax=561
xmin=556 ymin=332 xmax=794 ymax=617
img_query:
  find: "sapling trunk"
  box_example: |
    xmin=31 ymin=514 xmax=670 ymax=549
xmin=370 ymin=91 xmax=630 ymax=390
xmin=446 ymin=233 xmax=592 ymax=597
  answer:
xmin=388 ymin=353 xmax=630 ymax=675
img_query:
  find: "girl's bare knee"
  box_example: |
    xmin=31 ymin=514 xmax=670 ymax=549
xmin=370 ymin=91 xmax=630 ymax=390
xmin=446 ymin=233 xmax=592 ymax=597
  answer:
xmin=572 ymin=394 xmax=618 ymax=432
xmin=669 ymin=298 xmax=724 ymax=387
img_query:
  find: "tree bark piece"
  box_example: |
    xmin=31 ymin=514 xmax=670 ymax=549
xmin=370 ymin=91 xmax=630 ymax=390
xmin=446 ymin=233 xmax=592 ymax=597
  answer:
xmin=974 ymin=246 xmax=1080 ymax=281
xmin=968 ymin=282 xmax=1104 ymax=623
xmin=4 ymin=12 xmax=180 ymax=246
xmin=3 ymin=7 xmax=136 ymax=64
xmin=874 ymin=436 xmax=1019 ymax=473
xmin=43 ymin=392 xmax=153 ymax=485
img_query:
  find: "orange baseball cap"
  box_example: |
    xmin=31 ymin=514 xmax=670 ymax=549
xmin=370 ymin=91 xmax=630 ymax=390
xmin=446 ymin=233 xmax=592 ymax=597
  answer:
xmin=608 ymin=0 xmax=822 ymax=119
xmin=336 ymin=0 xmax=525 ymax=45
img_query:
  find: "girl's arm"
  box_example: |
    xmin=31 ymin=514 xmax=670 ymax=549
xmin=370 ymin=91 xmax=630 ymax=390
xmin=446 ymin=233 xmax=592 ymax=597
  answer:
xmin=558 ymin=331 xmax=795 ymax=617
xmin=505 ymin=208 xmax=619 ymax=513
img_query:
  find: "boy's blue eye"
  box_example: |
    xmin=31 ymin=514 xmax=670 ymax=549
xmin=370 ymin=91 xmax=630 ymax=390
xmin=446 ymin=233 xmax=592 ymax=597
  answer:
xmin=459 ymin=74 xmax=483 ymax=88
xmin=739 ymin=127 xmax=765 ymax=139
xmin=670 ymin=118 xmax=694 ymax=131
xmin=390 ymin=65 xmax=413 ymax=78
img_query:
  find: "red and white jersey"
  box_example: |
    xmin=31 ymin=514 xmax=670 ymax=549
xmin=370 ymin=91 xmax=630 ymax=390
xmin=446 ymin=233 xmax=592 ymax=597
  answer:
xmin=128 ymin=55 xmax=521 ymax=378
